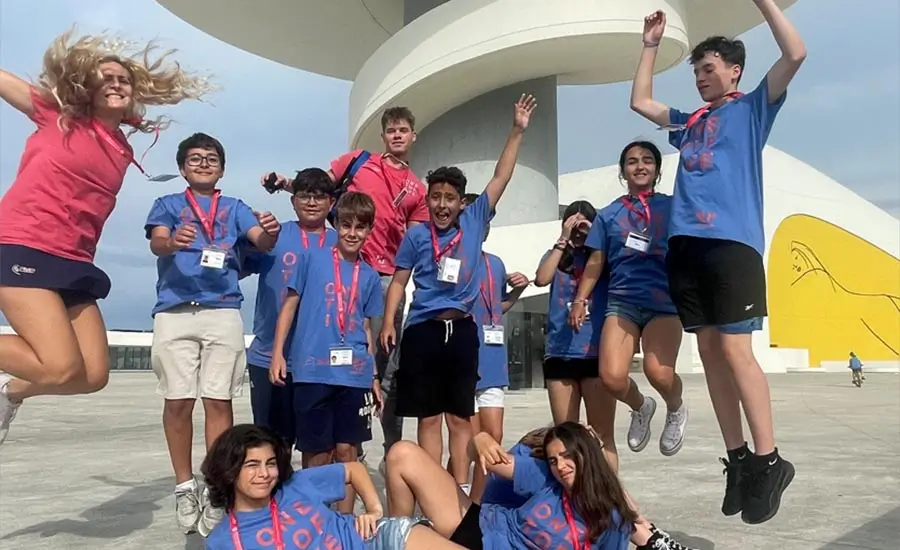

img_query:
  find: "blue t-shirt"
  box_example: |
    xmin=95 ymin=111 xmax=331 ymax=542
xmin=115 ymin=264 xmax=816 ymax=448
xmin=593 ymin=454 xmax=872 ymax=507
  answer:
xmin=479 ymin=457 xmax=631 ymax=550
xmin=481 ymin=442 xmax=533 ymax=508
xmin=244 ymin=224 xmax=338 ymax=368
xmin=543 ymin=250 xmax=608 ymax=360
xmin=850 ymin=357 xmax=863 ymax=370
xmin=205 ymin=464 xmax=367 ymax=550
xmin=587 ymin=194 xmax=676 ymax=314
xmin=145 ymin=191 xmax=260 ymax=315
xmin=473 ymin=252 xmax=510 ymax=390
xmin=286 ymin=246 xmax=383 ymax=388
xmin=668 ymin=77 xmax=786 ymax=255
xmin=395 ymin=192 xmax=492 ymax=327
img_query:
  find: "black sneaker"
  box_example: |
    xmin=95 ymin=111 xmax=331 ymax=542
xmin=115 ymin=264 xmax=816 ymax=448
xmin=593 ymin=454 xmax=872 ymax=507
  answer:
xmin=719 ymin=456 xmax=746 ymax=516
xmin=638 ymin=528 xmax=698 ymax=550
xmin=741 ymin=451 xmax=795 ymax=524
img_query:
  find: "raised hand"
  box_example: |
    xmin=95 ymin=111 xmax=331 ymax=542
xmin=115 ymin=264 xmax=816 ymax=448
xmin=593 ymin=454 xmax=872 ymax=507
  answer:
xmin=254 ymin=210 xmax=281 ymax=236
xmin=507 ymin=272 xmax=530 ymax=289
xmin=259 ymin=172 xmax=289 ymax=193
xmin=513 ymin=94 xmax=537 ymax=130
xmin=643 ymin=10 xmax=666 ymax=44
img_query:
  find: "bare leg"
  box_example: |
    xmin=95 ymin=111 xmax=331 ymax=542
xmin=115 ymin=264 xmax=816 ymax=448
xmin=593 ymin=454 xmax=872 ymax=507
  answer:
xmin=546 ymin=379 xmax=582 ymax=423
xmin=417 ymin=415 xmax=444 ymax=465
xmin=581 ymin=377 xmax=619 ymax=472
xmin=405 ymin=524 xmax=468 ymax=549
xmin=163 ymin=399 xmax=196 ymax=484
xmin=598 ymin=316 xmax=644 ymax=410
xmin=696 ymin=328 xmax=745 ymax=450
xmin=334 ymin=443 xmax=359 ymax=514
xmin=721 ymin=332 xmax=774 ymax=455
xmin=201 ymin=398 xmax=234 ymax=450
xmin=446 ymin=414 xmax=473 ymax=486
xmin=641 ymin=316 xmax=684 ymax=410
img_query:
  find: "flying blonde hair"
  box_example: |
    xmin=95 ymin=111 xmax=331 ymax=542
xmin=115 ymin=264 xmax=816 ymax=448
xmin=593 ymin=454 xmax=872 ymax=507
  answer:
xmin=37 ymin=28 xmax=216 ymax=134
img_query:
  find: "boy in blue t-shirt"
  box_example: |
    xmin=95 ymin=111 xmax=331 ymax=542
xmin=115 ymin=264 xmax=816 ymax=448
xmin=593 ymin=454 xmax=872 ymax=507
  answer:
xmin=269 ymin=191 xmax=383 ymax=513
xmin=144 ymin=132 xmax=281 ymax=536
xmin=848 ymin=352 xmax=864 ymax=386
xmin=242 ymin=168 xmax=337 ymax=443
xmin=629 ymin=2 xmax=806 ymax=525
xmin=379 ymin=94 xmax=537 ymax=488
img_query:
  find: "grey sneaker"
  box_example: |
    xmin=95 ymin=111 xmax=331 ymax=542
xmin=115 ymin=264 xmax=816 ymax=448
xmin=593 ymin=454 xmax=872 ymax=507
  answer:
xmin=198 ymin=486 xmax=225 ymax=537
xmin=174 ymin=480 xmax=201 ymax=534
xmin=627 ymin=395 xmax=657 ymax=452
xmin=660 ymin=403 xmax=688 ymax=456
xmin=0 ymin=374 xmax=22 ymax=446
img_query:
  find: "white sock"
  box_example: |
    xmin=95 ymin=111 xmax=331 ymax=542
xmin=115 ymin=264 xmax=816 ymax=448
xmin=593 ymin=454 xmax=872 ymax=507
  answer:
xmin=175 ymin=478 xmax=197 ymax=493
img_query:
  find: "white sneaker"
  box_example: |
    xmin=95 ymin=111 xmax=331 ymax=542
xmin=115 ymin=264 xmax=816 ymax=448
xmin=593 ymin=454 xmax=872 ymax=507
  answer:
xmin=627 ymin=396 xmax=657 ymax=452
xmin=174 ymin=479 xmax=201 ymax=534
xmin=0 ymin=373 xmax=22 ymax=446
xmin=198 ymin=487 xmax=225 ymax=537
xmin=660 ymin=403 xmax=688 ymax=457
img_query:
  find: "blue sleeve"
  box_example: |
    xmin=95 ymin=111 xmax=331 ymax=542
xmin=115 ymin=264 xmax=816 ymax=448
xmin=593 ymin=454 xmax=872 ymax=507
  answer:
xmin=512 ymin=456 xmax=555 ymax=498
xmin=234 ymin=200 xmax=260 ymax=238
xmin=667 ymin=108 xmax=691 ymax=149
xmin=284 ymin=463 xmax=348 ymax=505
xmin=394 ymin=230 xmax=417 ymax=270
xmin=362 ymin=271 xmax=384 ymax=318
xmin=746 ymin=76 xmax=786 ymax=137
xmin=144 ymin=197 xmax=173 ymax=239
xmin=287 ymin=250 xmax=311 ymax=294
xmin=584 ymin=213 xmax=608 ymax=252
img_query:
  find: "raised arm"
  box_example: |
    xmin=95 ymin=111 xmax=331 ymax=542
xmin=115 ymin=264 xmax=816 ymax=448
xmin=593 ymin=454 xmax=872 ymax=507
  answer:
xmin=534 ymin=216 xmax=582 ymax=287
xmin=484 ymin=94 xmax=537 ymax=210
xmin=344 ymin=462 xmax=383 ymax=517
xmin=754 ymin=0 xmax=807 ymax=102
xmin=467 ymin=432 xmax=515 ymax=479
xmin=629 ymin=10 xmax=671 ymax=127
xmin=0 ymin=69 xmax=35 ymax=117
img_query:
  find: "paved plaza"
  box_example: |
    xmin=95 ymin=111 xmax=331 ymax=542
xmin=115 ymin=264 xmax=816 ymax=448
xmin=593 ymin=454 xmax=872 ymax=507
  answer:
xmin=0 ymin=372 xmax=897 ymax=549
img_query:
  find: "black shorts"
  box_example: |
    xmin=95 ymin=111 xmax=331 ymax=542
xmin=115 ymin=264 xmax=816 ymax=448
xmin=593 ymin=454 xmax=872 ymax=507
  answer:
xmin=248 ymin=366 xmax=296 ymax=446
xmin=542 ymin=357 xmax=599 ymax=381
xmin=395 ymin=317 xmax=479 ymax=419
xmin=449 ymin=503 xmax=483 ymax=550
xmin=0 ymin=244 xmax=111 ymax=307
xmin=666 ymin=236 xmax=767 ymax=332
xmin=293 ymin=383 xmax=373 ymax=453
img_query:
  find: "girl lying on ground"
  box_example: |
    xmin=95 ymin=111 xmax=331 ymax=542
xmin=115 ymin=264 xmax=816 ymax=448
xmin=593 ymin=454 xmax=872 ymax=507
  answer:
xmin=201 ymin=424 xmax=466 ymax=549
xmin=384 ymin=421 xmax=636 ymax=549
xmin=480 ymin=427 xmax=698 ymax=550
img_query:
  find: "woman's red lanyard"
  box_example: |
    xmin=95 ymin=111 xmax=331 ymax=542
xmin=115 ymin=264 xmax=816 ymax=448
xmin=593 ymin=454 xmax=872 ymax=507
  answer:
xmin=562 ymin=493 xmax=590 ymax=550
xmin=301 ymin=227 xmax=327 ymax=249
xmin=333 ymin=247 xmax=361 ymax=343
xmin=621 ymin=193 xmax=652 ymax=233
xmin=91 ymin=118 xmax=160 ymax=178
xmin=229 ymin=498 xmax=283 ymax=550
xmin=685 ymin=91 xmax=744 ymax=130
xmin=479 ymin=253 xmax=496 ymax=321
xmin=430 ymin=224 xmax=462 ymax=265
xmin=185 ymin=188 xmax=221 ymax=243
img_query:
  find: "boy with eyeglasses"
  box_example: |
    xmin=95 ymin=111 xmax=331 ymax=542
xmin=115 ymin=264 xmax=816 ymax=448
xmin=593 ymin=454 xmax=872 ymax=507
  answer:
xmin=145 ymin=132 xmax=281 ymax=536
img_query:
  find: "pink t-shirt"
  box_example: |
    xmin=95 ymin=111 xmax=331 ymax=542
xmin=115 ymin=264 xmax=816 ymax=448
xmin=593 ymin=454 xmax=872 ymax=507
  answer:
xmin=330 ymin=150 xmax=428 ymax=275
xmin=0 ymin=87 xmax=132 ymax=263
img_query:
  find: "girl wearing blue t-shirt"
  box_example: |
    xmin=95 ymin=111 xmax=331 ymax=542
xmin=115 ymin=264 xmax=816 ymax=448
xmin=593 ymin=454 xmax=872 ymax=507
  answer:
xmin=570 ymin=141 xmax=687 ymax=460
xmin=384 ymin=421 xmax=636 ymax=550
xmin=201 ymin=424 xmax=466 ymax=550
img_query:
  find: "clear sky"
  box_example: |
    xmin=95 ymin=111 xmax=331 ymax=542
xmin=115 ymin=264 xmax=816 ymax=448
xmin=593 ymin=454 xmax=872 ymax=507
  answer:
xmin=1 ymin=0 xmax=898 ymax=330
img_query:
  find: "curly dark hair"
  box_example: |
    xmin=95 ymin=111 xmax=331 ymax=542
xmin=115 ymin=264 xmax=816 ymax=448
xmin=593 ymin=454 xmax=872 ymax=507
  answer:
xmin=542 ymin=422 xmax=637 ymax=540
xmin=426 ymin=166 xmax=467 ymax=194
xmin=200 ymin=424 xmax=293 ymax=511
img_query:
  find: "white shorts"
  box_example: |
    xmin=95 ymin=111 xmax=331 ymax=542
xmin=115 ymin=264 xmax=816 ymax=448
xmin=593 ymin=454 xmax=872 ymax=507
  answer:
xmin=474 ymin=387 xmax=506 ymax=412
xmin=151 ymin=305 xmax=247 ymax=400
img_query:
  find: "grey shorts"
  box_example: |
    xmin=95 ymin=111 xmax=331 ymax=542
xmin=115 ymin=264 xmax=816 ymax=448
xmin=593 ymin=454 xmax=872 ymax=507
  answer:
xmin=365 ymin=516 xmax=429 ymax=550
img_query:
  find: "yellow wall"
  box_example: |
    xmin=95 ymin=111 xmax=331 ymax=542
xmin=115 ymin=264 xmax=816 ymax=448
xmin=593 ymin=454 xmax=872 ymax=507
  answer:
xmin=768 ymin=214 xmax=900 ymax=366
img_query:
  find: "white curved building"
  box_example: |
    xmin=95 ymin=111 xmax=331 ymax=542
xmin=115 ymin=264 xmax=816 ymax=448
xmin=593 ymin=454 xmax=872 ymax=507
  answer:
xmin=151 ymin=0 xmax=899 ymax=382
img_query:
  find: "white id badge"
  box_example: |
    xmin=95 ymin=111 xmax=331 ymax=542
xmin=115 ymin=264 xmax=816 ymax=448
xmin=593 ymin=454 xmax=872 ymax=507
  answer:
xmin=624 ymin=232 xmax=651 ymax=253
xmin=200 ymin=248 xmax=227 ymax=269
xmin=329 ymin=347 xmax=353 ymax=367
xmin=483 ymin=325 xmax=504 ymax=345
xmin=437 ymin=257 xmax=461 ymax=283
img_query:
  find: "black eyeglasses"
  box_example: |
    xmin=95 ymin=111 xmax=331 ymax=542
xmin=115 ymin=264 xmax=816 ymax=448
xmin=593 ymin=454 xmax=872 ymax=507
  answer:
xmin=186 ymin=154 xmax=221 ymax=167
xmin=293 ymin=192 xmax=331 ymax=203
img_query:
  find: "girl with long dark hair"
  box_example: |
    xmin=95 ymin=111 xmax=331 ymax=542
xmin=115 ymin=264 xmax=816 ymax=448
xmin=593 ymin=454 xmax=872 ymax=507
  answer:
xmin=570 ymin=141 xmax=687 ymax=460
xmin=383 ymin=421 xmax=636 ymax=549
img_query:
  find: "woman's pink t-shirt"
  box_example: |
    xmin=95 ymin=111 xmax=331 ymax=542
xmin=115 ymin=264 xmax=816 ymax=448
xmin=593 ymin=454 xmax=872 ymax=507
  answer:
xmin=0 ymin=87 xmax=132 ymax=263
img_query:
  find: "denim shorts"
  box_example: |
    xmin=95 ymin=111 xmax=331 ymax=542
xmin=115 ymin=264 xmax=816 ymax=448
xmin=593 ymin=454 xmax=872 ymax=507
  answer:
xmin=605 ymin=294 xmax=678 ymax=330
xmin=365 ymin=516 xmax=430 ymax=550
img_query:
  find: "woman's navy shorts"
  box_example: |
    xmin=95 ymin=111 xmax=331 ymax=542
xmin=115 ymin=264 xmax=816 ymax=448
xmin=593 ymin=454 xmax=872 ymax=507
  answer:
xmin=0 ymin=244 xmax=111 ymax=307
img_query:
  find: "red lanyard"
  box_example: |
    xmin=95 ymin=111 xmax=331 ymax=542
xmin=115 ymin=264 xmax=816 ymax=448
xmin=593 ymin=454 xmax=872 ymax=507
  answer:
xmin=229 ymin=498 xmax=283 ymax=550
xmin=378 ymin=155 xmax=410 ymax=210
xmin=562 ymin=493 xmax=590 ymax=550
xmin=430 ymin=224 xmax=462 ymax=264
xmin=301 ymin=227 xmax=327 ymax=249
xmin=91 ymin=118 xmax=160 ymax=177
xmin=184 ymin=188 xmax=221 ymax=242
xmin=479 ymin=253 xmax=496 ymax=320
xmin=332 ymin=247 xmax=361 ymax=342
xmin=621 ymin=193 xmax=652 ymax=233
xmin=685 ymin=91 xmax=744 ymax=129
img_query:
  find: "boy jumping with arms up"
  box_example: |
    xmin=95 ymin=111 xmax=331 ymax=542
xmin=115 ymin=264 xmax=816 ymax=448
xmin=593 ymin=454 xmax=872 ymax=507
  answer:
xmin=629 ymin=1 xmax=806 ymax=525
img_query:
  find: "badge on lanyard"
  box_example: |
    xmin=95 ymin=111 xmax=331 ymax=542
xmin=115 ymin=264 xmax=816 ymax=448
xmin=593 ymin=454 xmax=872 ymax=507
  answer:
xmin=185 ymin=188 xmax=226 ymax=269
xmin=432 ymin=224 xmax=462 ymax=284
xmin=330 ymin=247 xmax=360 ymax=367
xmin=91 ymin=119 xmax=178 ymax=181
xmin=479 ymin=253 xmax=504 ymax=345
xmin=621 ymin=193 xmax=652 ymax=253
